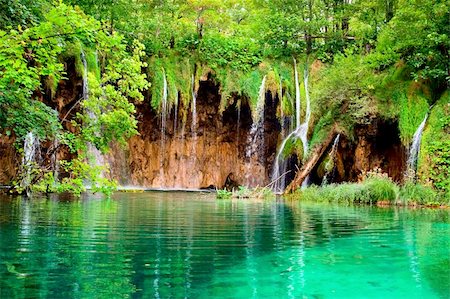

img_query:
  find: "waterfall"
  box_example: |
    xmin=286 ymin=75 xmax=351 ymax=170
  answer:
xmin=271 ymin=130 xmax=296 ymax=192
xmin=21 ymin=132 xmax=40 ymax=194
xmin=86 ymin=146 xmax=106 ymax=176
xmin=406 ymin=113 xmax=428 ymax=179
xmin=299 ymin=65 xmax=311 ymax=187
xmin=299 ymin=66 xmax=311 ymax=152
xmin=321 ymin=134 xmax=340 ymax=185
xmin=250 ymin=75 xmax=267 ymax=140
xmin=81 ymin=50 xmax=89 ymax=101
xmin=23 ymin=132 xmax=38 ymax=170
xmin=160 ymin=69 xmax=168 ymax=141
xmin=81 ymin=49 xmax=106 ymax=180
xmin=271 ymin=78 xmax=291 ymax=193
xmin=244 ymin=76 xmax=267 ymax=186
xmin=271 ymin=61 xmax=312 ymax=191
xmin=159 ymin=69 xmax=169 ymax=182
xmin=247 ymin=76 xmax=267 ymax=145
xmin=294 ymin=58 xmax=301 ymax=129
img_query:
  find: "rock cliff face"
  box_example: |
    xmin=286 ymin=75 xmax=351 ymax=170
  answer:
xmin=339 ymin=120 xmax=406 ymax=183
xmin=309 ymin=120 xmax=407 ymax=185
xmin=0 ymin=66 xmax=408 ymax=190
xmin=0 ymin=58 xmax=81 ymax=186
xmin=107 ymin=77 xmax=281 ymax=189
xmin=0 ymin=136 xmax=17 ymax=184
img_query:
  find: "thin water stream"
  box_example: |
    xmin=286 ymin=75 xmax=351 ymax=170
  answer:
xmin=406 ymin=113 xmax=428 ymax=178
xmin=159 ymin=69 xmax=169 ymax=182
xmin=272 ymin=59 xmax=312 ymax=191
xmin=80 ymin=50 xmax=105 ymax=178
xmin=21 ymin=132 xmax=40 ymax=194
xmin=322 ymin=134 xmax=341 ymax=186
xmin=245 ymin=76 xmax=267 ymax=186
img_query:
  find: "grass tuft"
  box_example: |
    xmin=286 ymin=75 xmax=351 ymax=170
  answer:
xmin=292 ymin=177 xmax=448 ymax=207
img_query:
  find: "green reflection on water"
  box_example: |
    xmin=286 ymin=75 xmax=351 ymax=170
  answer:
xmin=0 ymin=192 xmax=449 ymax=298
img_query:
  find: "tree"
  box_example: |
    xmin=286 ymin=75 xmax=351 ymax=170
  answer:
xmin=0 ymin=3 xmax=149 ymax=195
xmin=376 ymin=0 xmax=449 ymax=89
xmin=0 ymin=0 xmax=51 ymax=29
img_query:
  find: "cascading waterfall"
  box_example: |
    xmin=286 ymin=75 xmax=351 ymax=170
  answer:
xmin=271 ymin=122 xmax=302 ymax=193
xmin=321 ymin=134 xmax=340 ymax=185
xmin=299 ymin=66 xmax=311 ymax=155
xmin=271 ymin=60 xmax=312 ymax=192
xmin=23 ymin=132 xmax=39 ymax=170
xmin=245 ymin=76 xmax=267 ymax=186
xmin=81 ymin=50 xmax=89 ymax=102
xmin=21 ymin=132 xmax=40 ymax=194
xmin=250 ymin=75 xmax=267 ymax=144
xmin=299 ymin=65 xmax=311 ymax=187
xmin=271 ymin=79 xmax=289 ymax=193
xmin=277 ymin=124 xmax=292 ymax=191
xmin=81 ymin=50 xmax=106 ymax=179
xmin=159 ymin=69 xmax=169 ymax=182
xmin=160 ymin=69 xmax=168 ymax=142
xmin=294 ymin=59 xmax=301 ymax=129
xmin=406 ymin=113 xmax=428 ymax=179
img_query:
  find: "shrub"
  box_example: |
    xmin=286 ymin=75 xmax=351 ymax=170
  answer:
xmin=293 ymin=177 xmax=450 ymax=207
xmin=292 ymin=176 xmax=399 ymax=205
xmin=362 ymin=177 xmax=399 ymax=203
xmin=399 ymin=182 xmax=440 ymax=205
xmin=198 ymin=33 xmax=262 ymax=72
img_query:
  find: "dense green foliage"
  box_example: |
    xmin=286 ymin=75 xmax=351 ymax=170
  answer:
xmin=0 ymin=3 xmax=149 ymax=195
xmin=419 ymin=93 xmax=450 ymax=196
xmin=399 ymin=181 xmax=441 ymax=205
xmin=43 ymin=0 xmax=450 ymax=120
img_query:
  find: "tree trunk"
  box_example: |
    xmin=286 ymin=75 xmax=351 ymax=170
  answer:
xmin=285 ymin=128 xmax=338 ymax=193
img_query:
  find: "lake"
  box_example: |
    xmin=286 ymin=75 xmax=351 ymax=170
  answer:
xmin=0 ymin=192 xmax=449 ymax=298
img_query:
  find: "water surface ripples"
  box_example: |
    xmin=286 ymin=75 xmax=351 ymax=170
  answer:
xmin=0 ymin=192 xmax=449 ymax=298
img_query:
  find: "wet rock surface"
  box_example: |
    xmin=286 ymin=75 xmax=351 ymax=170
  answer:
xmin=0 ymin=70 xmax=407 ymax=189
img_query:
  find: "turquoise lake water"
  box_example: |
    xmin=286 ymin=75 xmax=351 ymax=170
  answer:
xmin=0 ymin=192 xmax=449 ymax=298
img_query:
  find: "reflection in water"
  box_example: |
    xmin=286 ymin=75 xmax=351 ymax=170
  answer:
xmin=405 ymin=225 xmax=422 ymax=286
xmin=0 ymin=193 xmax=449 ymax=299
